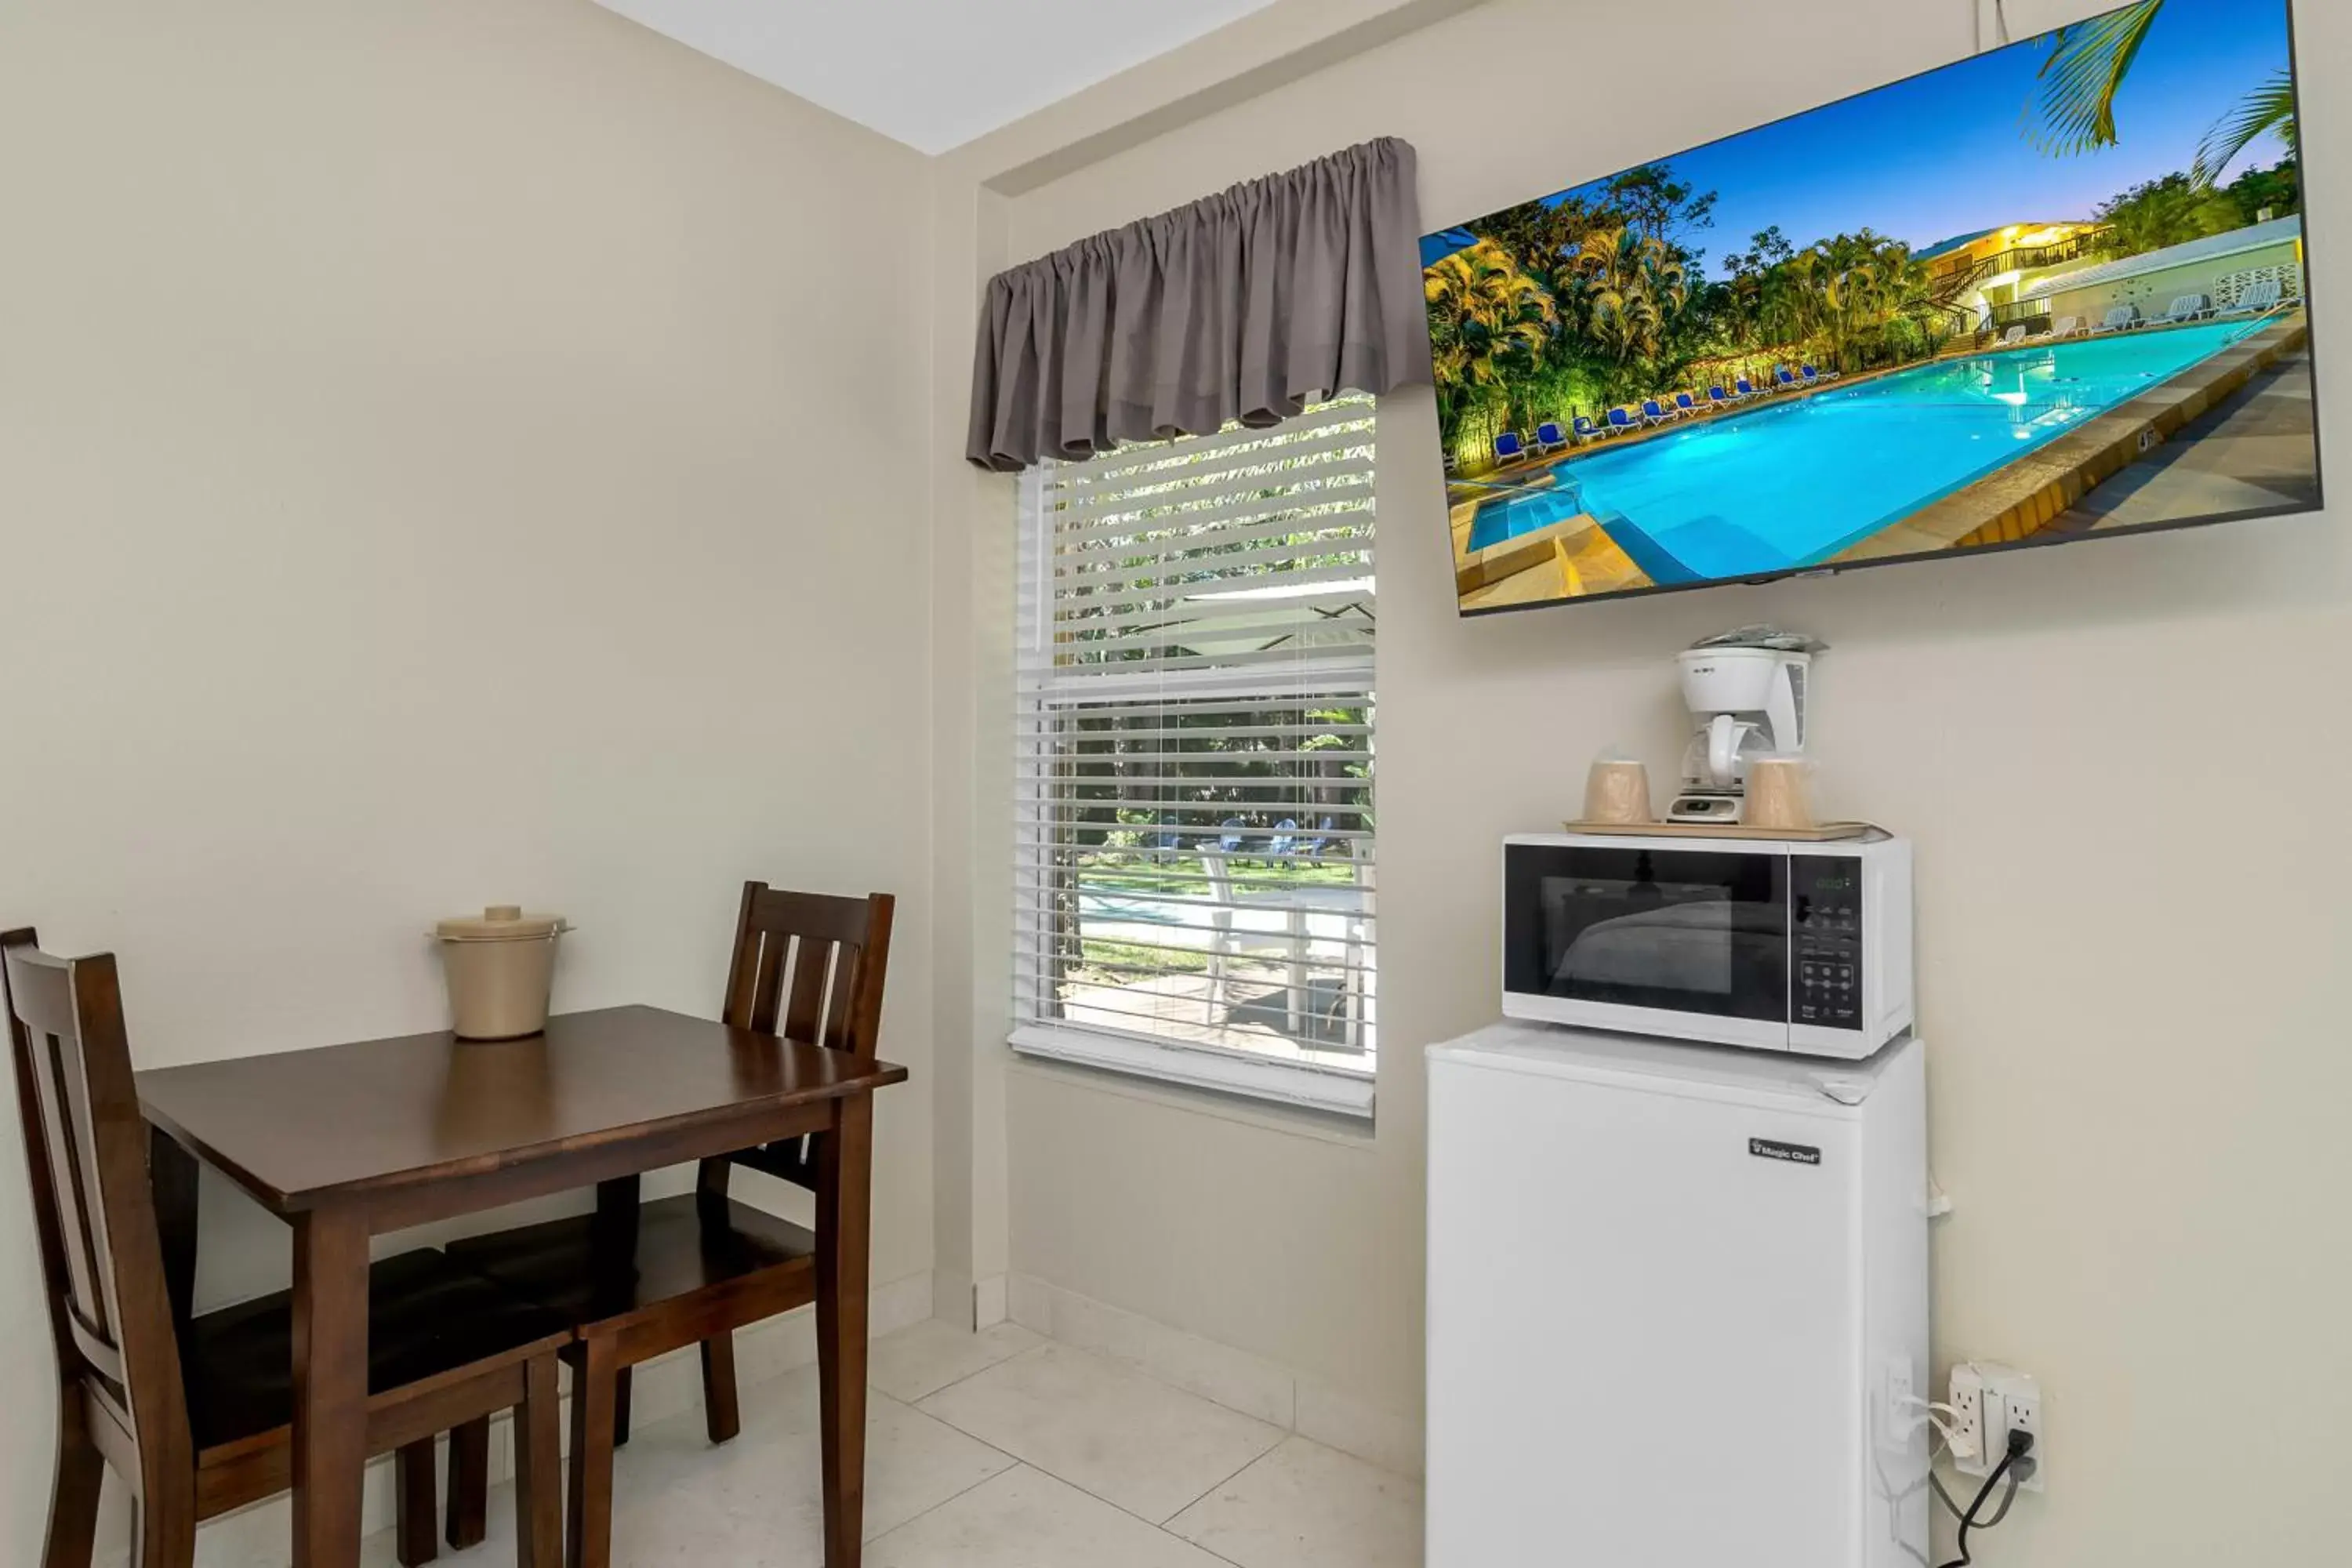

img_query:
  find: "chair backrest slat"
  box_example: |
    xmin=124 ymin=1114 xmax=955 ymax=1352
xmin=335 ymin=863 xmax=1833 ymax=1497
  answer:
xmin=2 ymin=930 xmax=192 ymax=1494
xmin=720 ymin=884 xmax=893 ymax=1060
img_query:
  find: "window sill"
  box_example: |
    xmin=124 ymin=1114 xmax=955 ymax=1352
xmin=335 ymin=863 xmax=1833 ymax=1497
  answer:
xmin=1007 ymin=1023 xmax=1375 ymax=1120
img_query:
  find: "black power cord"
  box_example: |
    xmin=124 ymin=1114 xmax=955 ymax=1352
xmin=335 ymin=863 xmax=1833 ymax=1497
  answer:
xmin=1937 ymin=1428 xmax=2037 ymax=1568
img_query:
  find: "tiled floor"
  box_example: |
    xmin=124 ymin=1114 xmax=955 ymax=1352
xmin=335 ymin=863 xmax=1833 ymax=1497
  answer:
xmin=350 ymin=1318 xmax=1423 ymax=1568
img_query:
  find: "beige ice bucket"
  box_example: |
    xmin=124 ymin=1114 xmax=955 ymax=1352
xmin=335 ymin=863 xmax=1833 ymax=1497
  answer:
xmin=432 ymin=906 xmax=570 ymax=1040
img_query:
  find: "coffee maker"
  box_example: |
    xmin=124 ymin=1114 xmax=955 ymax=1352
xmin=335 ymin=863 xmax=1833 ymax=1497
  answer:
xmin=1668 ymin=645 xmax=1810 ymax=823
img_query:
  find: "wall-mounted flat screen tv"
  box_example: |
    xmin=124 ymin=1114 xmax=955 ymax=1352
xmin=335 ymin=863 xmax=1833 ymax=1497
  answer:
xmin=1426 ymin=0 xmax=2318 ymax=614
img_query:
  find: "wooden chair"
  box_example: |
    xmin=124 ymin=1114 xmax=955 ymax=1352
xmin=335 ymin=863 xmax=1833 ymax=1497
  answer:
xmin=2 ymin=930 xmax=570 ymax=1568
xmin=445 ymin=883 xmax=894 ymax=1568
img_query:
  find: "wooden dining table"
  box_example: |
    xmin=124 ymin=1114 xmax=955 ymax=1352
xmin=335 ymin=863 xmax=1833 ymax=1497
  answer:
xmin=135 ymin=1004 xmax=909 ymax=1568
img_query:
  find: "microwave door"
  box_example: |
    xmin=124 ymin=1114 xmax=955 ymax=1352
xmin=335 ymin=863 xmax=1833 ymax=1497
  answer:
xmin=1509 ymin=846 xmax=1789 ymax=1029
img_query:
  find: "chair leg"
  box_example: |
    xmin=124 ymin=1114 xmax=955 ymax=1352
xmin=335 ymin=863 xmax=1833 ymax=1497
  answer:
xmin=445 ymin=1417 xmax=490 ymax=1550
xmin=394 ymin=1439 xmax=439 ymax=1567
xmin=700 ymin=1332 xmax=742 ymax=1444
xmin=43 ymin=1397 xmax=103 ymax=1568
xmin=565 ymin=1340 xmax=619 ymax=1568
xmin=613 ymin=1366 xmax=633 ymax=1448
xmin=514 ymin=1355 xmax=563 ymax=1568
xmin=129 ymin=1487 xmax=194 ymax=1568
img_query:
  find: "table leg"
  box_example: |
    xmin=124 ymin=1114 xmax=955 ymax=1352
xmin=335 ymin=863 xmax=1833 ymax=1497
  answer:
xmin=815 ymin=1094 xmax=873 ymax=1568
xmin=149 ymin=1126 xmax=198 ymax=1333
xmin=593 ymin=1177 xmax=639 ymax=1446
xmin=292 ymin=1206 xmax=370 ymax=1568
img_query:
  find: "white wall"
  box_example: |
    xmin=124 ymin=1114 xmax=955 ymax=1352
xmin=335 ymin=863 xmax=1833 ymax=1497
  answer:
xmin=954 ymin=0 xmax=2352 ymax=1559
xmin=0 ymin=0 xmax=935 ymax=1555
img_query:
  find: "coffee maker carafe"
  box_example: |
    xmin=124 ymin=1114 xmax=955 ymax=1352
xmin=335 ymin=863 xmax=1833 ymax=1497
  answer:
xmin=1668 ymin=645 xmax=1810 ymax=823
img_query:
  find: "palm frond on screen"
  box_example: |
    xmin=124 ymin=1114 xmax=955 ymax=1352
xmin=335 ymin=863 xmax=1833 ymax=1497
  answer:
xmin=2027 ymin=0 xmax=2164 ymax=155
xmin=2194 ymin=70 xmax=2299 ymax=186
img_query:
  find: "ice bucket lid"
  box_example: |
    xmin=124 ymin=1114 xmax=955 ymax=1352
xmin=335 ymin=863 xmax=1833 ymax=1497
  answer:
xmin=434 ymin=906 xmax=569 ymax=942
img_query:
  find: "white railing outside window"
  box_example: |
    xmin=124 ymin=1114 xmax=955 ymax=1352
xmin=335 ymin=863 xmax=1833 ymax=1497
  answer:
xmin=1010 ymin=397 xmax=1377 ymax=1117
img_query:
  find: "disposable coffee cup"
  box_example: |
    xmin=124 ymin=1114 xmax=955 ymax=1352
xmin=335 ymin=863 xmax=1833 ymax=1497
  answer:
xmin=1744 ymin=757 xmax=1815 ymax=831
xmin=1583 ymin=756 xmax=1655 ymax=825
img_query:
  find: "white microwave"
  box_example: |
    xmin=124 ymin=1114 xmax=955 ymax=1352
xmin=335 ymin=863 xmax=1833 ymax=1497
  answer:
xmin=1501 ymin=832 xmax=1914 ymax=1058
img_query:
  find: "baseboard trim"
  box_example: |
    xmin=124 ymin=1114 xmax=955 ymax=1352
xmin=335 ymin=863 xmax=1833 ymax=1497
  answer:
xmin=141 ymin=1269 xmax=935 ymax=1568
xmin=1005 ymin=1272 xmax=1422 ymax=1479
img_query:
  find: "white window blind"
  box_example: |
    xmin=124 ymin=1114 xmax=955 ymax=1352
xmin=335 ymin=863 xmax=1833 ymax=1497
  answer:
xmin=1011 ymin=397 xmax=1377 ymax=1116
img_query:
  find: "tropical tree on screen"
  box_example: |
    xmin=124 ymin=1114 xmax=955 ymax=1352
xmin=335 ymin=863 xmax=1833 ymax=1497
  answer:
xmin=2087 ymin=172 xmax=2245 ymax=258
xmin=1425 ymin=239 xmax=1555 ymax=448
xmin=1567 ymin=226 xmax=1688 ymax=383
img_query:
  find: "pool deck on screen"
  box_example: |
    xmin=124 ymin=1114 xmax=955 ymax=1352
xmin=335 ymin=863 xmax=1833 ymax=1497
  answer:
xmin=1826 ymin=311 xmax=2310 ymax=561
xmin=1452 ymin=311 xmax=2313 ymax=612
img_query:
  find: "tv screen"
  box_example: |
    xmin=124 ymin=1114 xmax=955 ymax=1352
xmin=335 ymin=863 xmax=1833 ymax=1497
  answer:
xmin=1426 ymin=0 xmax=2318 ymax=613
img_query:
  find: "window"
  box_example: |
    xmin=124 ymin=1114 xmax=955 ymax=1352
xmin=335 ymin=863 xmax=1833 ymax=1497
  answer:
xmin=1011 ymin=397 xmax=1377 ymax=1117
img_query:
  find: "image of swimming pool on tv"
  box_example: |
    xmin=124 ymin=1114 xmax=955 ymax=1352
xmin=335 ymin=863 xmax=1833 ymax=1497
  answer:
xmin=1427 ymin=0 xmax=2322 ymax=612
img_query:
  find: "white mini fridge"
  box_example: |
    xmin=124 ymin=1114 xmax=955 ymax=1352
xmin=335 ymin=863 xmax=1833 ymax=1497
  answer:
xmin=1426 ymin=1022 xmax=1929 ymax=1567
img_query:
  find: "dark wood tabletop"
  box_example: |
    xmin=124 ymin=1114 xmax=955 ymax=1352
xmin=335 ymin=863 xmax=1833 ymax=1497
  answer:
xmin=136 ymin=1004 xmax=907 ymax=1214
xmin=133 ymin=1002 xmax=907 ymax=1568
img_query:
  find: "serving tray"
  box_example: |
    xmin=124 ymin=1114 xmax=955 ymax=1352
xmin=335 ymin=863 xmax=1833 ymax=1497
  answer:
xmin=1560 ymin=819 xmax=1878 ymax=841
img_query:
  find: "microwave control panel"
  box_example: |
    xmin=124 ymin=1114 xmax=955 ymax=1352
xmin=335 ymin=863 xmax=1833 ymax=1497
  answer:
xmin=1791 ymin=855 xmax=1864 ymax=1031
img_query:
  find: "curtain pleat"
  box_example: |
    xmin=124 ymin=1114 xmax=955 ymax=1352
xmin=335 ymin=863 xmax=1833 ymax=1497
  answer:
xmin=965 ymin=137 xmax=1429 ymax=472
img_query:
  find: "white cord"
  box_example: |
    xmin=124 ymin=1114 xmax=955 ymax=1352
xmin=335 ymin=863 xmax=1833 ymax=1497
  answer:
xmin=1897 ymin=1396 xmax=1977 ymax=1460
xmin=1976 ymin=0 xmax=2013 ymax=53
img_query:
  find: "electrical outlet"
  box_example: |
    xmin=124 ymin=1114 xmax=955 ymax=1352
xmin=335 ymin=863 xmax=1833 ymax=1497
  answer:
xmin=1951 ymin=1360 xmax=2045 ymax=1493
xmin=1881 ymin=1358 xmax=1916 ymax=1453
xmin=1948 ymin=1362 xmax=1985 ymax=1472
xmin=1983 ymin=1364 xmax=2045 ymax=1494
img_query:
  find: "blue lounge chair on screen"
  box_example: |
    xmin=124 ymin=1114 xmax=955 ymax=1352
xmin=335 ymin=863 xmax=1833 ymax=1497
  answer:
xmin=1269 ymin=818 xmax=1299 ymax=859
xmin=1734 ymin=376 xmax=1762 ymax=401
xmin=1708 ymin=385 xmax=1734 ymax=409
xmin=1532 ymin=421 xmax=1569 ymax=456
xmin=1774 ymin=367 xmax=1800 ymax=390
xmin=2218 ymin=279 xmax=2277 ymax=316
xmin=1802 ymin=364 xmax=1837 ymax=386
xmin=1673 ymin=390 xmax=1701 ymax=416
xmin=1219 ymin=818 xmax=1247 ymax=855
xmin=1640 ymin=397 xmax=1678 ymax=427
xmin=1493 ymin=430 xmax=1527 ymax=465
xmin=1606 ymin=406 xmax=1639 ymax=434
xmin=1571 ymin=414 xmax=1606 ymax=445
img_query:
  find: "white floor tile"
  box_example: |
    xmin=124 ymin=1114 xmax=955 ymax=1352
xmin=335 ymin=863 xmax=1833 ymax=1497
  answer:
xmin=916 ymin=1342 xmax=1283 ymax=1523
xmin=361 ymin=1363 xmax=1014 ymax=1568
xmin=323 ymin=1328 xmax=1414 ymax=1568
xmin=1167 ymin=1436 xmax=1424 ymax=1568
xmin=867 ymin=1318 xmax=1043 ymax=1404
xmin=864 ymin=1465 xmax=1231 ymax=1568
xmin=604 ymin=1360 xmax=1014 ymax=1563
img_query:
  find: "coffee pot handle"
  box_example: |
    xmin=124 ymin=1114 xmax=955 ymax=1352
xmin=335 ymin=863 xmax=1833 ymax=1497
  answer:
xmin=1708 ymin=713 xmax=1740 ymax=786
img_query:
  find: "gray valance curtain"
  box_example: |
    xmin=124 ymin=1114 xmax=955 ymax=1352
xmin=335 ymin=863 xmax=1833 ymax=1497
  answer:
xmin=964 ymin=137 xmax=1431 ymax=472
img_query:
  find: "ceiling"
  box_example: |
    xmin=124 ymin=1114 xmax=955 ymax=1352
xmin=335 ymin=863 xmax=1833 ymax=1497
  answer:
xmin=592 ymin=0 xmax=1279 ymax=154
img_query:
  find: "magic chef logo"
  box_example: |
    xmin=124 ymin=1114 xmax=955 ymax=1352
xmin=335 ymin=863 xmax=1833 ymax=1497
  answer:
xmin=1749 ymin=1137 xmax=1822 ymax=1166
